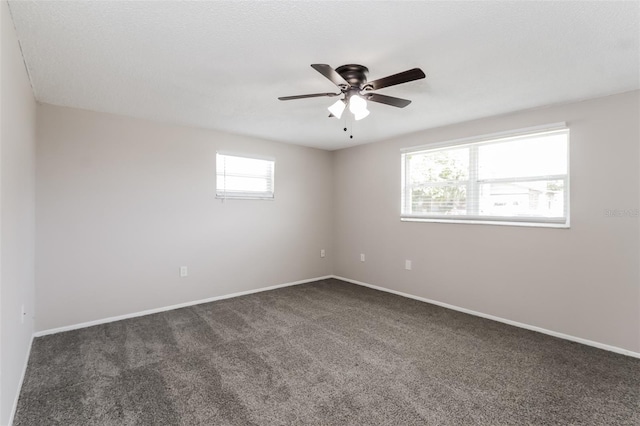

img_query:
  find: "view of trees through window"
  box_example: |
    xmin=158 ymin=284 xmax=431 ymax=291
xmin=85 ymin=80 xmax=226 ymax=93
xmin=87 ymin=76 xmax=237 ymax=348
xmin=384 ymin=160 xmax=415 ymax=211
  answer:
xmin=408 ymin=147 xmax=469 ymax=215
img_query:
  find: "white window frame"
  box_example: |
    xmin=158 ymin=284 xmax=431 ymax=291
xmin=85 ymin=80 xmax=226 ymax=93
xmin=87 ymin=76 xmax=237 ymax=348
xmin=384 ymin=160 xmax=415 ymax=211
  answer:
xmin=401 ymin=123 xmax=570 ymax=228
xmin=216 ymin=152 xmax=275 ymax=200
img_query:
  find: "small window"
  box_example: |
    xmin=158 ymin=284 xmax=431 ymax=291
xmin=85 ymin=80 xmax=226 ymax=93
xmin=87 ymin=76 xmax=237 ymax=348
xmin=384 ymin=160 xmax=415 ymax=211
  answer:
xmin=216 ymin=153 xmax=275 ymax=199
xmin=401 ymin=125 xmax=569 ymax=227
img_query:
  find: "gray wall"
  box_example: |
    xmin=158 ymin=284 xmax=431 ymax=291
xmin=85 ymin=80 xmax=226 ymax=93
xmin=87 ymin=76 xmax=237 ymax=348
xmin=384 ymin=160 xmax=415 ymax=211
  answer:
xmin=36 ymin=104 xmax=333 ymax=331
xmin=333 ymin=91 xmax=640 ymax=353
xmin=1 ymin=1 xmax=37 ymax=424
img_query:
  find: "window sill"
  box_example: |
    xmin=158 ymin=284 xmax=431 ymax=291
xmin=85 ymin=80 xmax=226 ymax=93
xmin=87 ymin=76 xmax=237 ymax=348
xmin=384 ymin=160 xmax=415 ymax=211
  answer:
xmin=400 ymin=217 xmax=569 ymax=228
xmin=215 ymin=196 xmax=275 ymax=201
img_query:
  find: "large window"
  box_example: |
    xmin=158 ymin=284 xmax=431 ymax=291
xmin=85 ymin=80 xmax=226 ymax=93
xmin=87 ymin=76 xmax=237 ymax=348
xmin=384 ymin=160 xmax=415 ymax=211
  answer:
xmin=401 ymin=125 xmax=569 ymax=227
xmin=216 ymin=153 xmax=275 ymax=199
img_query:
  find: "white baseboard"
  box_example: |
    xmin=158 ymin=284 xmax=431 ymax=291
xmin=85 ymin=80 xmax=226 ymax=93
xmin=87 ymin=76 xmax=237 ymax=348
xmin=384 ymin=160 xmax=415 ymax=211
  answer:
xmin=333 ymin=275 xmax=640 ymax=359
xmin=8 ymin=333 xmax=34 ymax=426
xmin=34 ymin=275 xmax=333 ymax=337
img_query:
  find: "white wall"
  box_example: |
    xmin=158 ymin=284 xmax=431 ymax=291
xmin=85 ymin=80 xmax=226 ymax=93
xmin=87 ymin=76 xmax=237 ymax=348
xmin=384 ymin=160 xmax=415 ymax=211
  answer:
xmin=0 ymin=1 xmax=37 ymax=424
xmin=333 ymin=91 xmax=640 ymax=353
xmin=36 ymin=104 xmax=333 ymax=332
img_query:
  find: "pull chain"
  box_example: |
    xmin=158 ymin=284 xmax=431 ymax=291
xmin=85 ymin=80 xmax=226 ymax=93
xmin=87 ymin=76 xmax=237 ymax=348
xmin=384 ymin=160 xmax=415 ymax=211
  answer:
xmin=343 ymin=111 xmax=348 ymax=135
xmin=343 ymin=113 xmax=354 ymax=140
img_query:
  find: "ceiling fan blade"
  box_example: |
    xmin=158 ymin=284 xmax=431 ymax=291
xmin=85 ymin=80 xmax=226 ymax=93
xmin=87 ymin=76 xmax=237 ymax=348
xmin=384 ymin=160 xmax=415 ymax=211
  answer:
xmin=311 ymin=64 xmax=350 ymax=88
xmin=365 ymin=68 xmax=425 ymax=91
xmin=365 ymin=93 xmax=412 ymax=108
xmin=278 ymin=92 xmax=340 ymax=101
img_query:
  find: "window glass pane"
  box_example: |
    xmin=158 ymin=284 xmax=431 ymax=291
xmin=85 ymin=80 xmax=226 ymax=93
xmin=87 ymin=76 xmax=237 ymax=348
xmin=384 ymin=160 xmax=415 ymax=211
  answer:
xmin=408 ymin=146 xmax=469 ymax=184
xmin=478 ymin=179 xmax=565 ymax=218
xmin=478 ymin=133 xmax=567 ymax=180
xmin=218 ymin=155 xmax=273 ymax=179
xmin=410 ymin=185 xmax=467 ymax=215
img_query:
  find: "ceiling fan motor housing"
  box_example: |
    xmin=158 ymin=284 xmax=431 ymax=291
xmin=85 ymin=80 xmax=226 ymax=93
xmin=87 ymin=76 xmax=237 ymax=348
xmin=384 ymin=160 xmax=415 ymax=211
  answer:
xmin=335 ymin=64 xmax=369 ymax=89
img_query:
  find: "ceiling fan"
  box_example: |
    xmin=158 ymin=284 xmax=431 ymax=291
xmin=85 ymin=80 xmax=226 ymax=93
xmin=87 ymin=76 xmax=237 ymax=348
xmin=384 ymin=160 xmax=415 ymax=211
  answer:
xmin=278 ymin=64 xmax=426 ymax=121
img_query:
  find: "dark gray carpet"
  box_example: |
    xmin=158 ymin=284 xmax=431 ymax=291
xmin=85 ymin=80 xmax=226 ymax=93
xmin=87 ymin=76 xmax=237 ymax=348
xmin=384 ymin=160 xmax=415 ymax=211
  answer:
xmin=14 ymin=278 xmax=640 ymax=425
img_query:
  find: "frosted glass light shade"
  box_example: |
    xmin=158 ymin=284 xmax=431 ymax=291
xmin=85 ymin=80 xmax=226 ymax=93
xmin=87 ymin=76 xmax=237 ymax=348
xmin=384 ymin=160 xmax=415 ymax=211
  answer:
xmin=349 ymin=95 xmax=370 ymax=120
xmin=328 ymin=100 xmax=346 ymax=119
xmin=353 ymin=108 xmax=370 ymax=121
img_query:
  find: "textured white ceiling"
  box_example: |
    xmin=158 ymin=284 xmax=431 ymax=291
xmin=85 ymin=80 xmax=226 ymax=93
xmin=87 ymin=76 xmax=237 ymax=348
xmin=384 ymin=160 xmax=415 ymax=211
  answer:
xmin=8 ymin=1 xmax=640 ymax=150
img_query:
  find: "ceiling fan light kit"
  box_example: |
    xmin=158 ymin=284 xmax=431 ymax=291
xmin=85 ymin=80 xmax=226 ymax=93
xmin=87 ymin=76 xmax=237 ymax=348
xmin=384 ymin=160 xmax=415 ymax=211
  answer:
xmin=279 ymin=63 xmax=426 ymax=126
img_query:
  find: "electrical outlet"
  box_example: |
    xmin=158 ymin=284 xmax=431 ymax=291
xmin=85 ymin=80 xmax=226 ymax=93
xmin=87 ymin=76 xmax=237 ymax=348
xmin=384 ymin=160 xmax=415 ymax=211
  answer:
xmin=405 ymin=260 xmax=412 ymax=270
xmin=360 ymin=254 xmax=366 ymax=262
xmin=320 ymin=249 xmax=326 ymax=258
xmin=180 ymin=266 xmax=188 ymax=277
